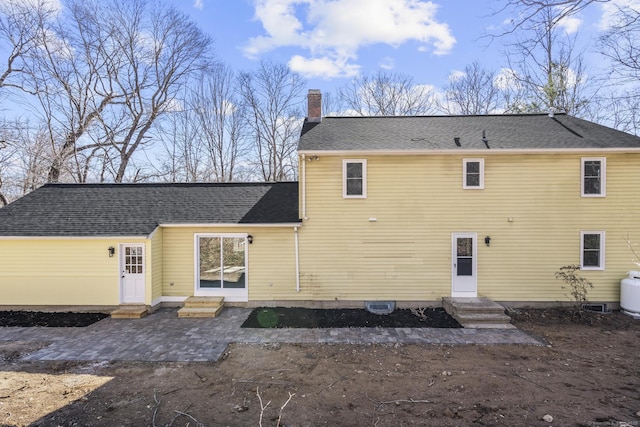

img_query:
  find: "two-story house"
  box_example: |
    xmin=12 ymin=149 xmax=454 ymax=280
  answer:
xmin=0 ymin=89 xmax=639 ymax=314
xmin=296 ymin=90 xmax=640 ymax=307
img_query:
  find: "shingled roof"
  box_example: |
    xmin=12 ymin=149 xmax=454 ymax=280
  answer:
xmin=0 ymin=182 xmax=300 ymax=237
xmin=299 ymin=114 xmax=640 ymax=152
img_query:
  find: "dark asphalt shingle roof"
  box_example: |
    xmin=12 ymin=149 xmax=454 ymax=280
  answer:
xmin=299 ymin=114 xmax=640 ymax=151
xmin=0 ymin=182 xmax=300 ymax=237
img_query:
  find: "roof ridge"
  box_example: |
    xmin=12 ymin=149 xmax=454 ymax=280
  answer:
xmin=322 ymin=113 xmax=567 ymax=119
xmin=42 ymin=181 xmax=298 ymax=188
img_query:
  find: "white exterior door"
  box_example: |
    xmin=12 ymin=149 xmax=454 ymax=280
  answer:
xmin=120 ymin=244 xmax=146 ymax=304
xmin=452 ymin=233 xmax=478 ymax=297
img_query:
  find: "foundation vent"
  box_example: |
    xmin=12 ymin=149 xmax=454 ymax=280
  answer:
xmin=365 ymin=301 xmax=396 ymax=315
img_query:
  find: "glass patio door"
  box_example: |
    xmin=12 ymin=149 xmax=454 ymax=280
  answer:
xmin=195 ymin=234 xmax=248 ymax=301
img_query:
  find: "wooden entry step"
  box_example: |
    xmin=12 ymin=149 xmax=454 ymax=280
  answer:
xmin=442 ymin=297 xmax=514 ymax=329
xmin=111 ymin=305 xmax=148 ymax=319
xmin=178 ymin=296 xmax=225 ymax=318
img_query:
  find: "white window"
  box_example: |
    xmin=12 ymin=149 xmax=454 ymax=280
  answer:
xmin=343 ymin=159 xmax=367 ymax=198
xmin=463 ymin=159 xmax=484 ymax=189
xmin=580 ymin=231 xmax=605 ymax=270
xmin=581 ymin=158 xmax=606 ymax=197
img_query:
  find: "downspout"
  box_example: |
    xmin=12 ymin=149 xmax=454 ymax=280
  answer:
xmin=301 ymin=154 xmax=307 ymax=219
xmin=294 ymin=226 xmax=300 ymax=292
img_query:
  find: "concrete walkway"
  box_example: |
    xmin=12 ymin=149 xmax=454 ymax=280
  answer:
xmin=0 ymin=308 xmax=542 ymax=363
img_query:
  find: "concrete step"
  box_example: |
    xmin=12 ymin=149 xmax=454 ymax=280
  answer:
xmin=453 ymin=312 xmax=513 ymax=324
xmin=177 ymin=306 xmax=224 ymax=318
xmin=442 ymin=297 xmax=513 ymax=329
xmin=182 ymin=296 xmax=225 ymax=308
xmin=462 ymin=323 xmax=517 ymax=329
xmin=111 ymin=305 xmax=148 ymax=319
xmin=442 ymin=297 xmax=507 ymax=314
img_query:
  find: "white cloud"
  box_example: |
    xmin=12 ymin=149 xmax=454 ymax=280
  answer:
xmin=245 ymin=0 xmax=456 ymax=78
xmin=193 ymin=0 xmax=203 ymax=10
xmin=556 ymin=14 xmax=582 ymax=34
xmin=599 ymin=0 xmax=640 ymax=30
xmin=288 ymin=55 xmax=360 ymax=78
xmin=493 ymin=68 xmax=520 ymax=91
xmin=447 ymin=69 xmax=466 ymax=82
xmin=379 ymin=57 xmax=395 ymax=70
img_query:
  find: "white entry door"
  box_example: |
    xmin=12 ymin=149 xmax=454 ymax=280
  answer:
xmin=452 ymin=233 xmax=478 ymax=297
xmin=120 ymin=244 xmax=146 ymax=304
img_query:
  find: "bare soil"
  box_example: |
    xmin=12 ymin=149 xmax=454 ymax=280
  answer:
xmin=0 ymin=309 xmax=639 ymax=426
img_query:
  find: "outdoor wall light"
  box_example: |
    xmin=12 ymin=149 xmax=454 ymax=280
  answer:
xmin=247 ymin=235 xmax=253 ymax=244
xmin=485 ymin=236 xmax=491 ymax=247
xmin=108 ymin=246 xmax=115 ymax=257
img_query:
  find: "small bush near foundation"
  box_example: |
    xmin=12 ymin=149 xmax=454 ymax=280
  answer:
xmin=555 ymin=265 xmax=594 ymax=316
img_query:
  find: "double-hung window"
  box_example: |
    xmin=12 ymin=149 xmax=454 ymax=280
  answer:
xmin=581 ymin=158 xmax=606 ymax=197
xmin=343 ymin=159 xmax=367 ymax=198
xmin=580 ymin=231 xmax=605 ymax=270
xmin=463 ymin=158 xmax=484 ymax=189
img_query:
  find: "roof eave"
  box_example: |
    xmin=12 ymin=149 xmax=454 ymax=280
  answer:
xmin=159 ymin=222 xmax=302 ymax=228
xmin=298 ymin=147 xmax=640 ymax=156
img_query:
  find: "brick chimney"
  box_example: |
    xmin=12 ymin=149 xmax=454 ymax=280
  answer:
xmin=307 ymin=89 xmax=322 ymax=122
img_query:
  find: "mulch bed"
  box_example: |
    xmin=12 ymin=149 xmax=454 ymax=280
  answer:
xmin=0 ymin=311 xmax=108 ymax=327
xmin=242 ymin=307 xmax=461 ymax=328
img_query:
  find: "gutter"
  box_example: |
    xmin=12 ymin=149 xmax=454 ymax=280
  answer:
xmin=294 ymin=226 xmax=300 ymax=292
xmin=298 ymin=147 xmax=640 ymax=156
xmin=301 ymin=154 xmax=307 ymax=219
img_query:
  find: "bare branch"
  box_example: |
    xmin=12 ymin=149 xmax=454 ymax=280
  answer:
xmin=337 ymin=70 xmax=438 ymax=116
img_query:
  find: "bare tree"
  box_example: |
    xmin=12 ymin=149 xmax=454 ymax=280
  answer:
xmin=0 ymin=119 xmax=51 ymax=204
xmin=0 ymin=0 xmax=57 ymax=94
xmin=502 ymin=6 xmax=592 ymax=115
xmin=492 ymin=0 xmax=607 ymax=36
xmin=156 ymin=105 xmax=209 ymax=183
xmin=0 ymin=126 xmax=14 ymax=205
xmin=442 ymin=62 xmax=501 ymax=115
xmin=90 ymin=0 xmax=213 ymax=183
xmin=599 ymin=4 xmax=640 ymax=84
xmin=190 ymin=64 xmax=247 ymax=182
xmin=12 ymin=0 xmax=212 ymax=184
xmin=338 ymin=70 xmax=438 ymax=116
xmin=23 ymin=0 xmax=122 ymax=183
xmin=587 ymin=94 xmax=640 ymax=136
xmin=238 ymin=61 xmax=305 ymax=181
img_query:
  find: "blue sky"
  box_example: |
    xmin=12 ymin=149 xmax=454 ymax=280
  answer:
xmin=165 ymin=0 xmax=625 ymax=95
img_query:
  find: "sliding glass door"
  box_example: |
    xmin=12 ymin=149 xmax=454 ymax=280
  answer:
xmin=195 ymin=234 xmax=248 ymax=301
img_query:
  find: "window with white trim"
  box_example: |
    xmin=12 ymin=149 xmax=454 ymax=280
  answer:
xmin=580 ymin=231 xmax=605 ymax=270
xmin=581 ymin=158 xmax=606 ymax=197
xmin=343 ymin=159 xmax=367 ymax=198
xmin=463 ymin=158 xmax=484 ymax=189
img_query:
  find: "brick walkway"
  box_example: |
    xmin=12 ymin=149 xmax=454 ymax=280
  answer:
xmin=0 ymin=308 xmax=542 ymax=363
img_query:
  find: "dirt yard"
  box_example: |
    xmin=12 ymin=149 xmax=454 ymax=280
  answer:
xmin=0 ymin=309 xmax=638 ymax=427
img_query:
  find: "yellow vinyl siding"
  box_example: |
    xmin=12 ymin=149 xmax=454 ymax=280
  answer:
xmin=0 ymin=238 xmax=147 ymax=306
xmin=161 ymin=226 xmax=298 ymax=300
xmin=299 ymin=153 xmax=640 ymax=303
xmin=150 ymin=229 xmax=163 ymax=303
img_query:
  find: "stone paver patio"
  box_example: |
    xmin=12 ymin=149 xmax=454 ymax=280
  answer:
xmin=0 ymin=308 xmax=542 ymax=363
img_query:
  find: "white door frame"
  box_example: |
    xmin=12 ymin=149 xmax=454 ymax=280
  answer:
xmin=194 ymin=233 xmax=249 ymax=302
xmin=451 ymin=232 xmax=478 ymax=297
xmin=119 ymin=243 xmax=146 ymax=304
